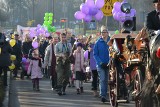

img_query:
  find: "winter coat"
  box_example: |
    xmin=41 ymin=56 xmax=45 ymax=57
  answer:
xmin=22 ymin=41 xmax=32 ymax=56
xmin=0 ymin=42 xmax=12 ymax=67
xmin=11 ymin=40 xmax=22 ymax=67
xmin=73 ymin=49 xmax=85 ymax=72
xmin=44 ymin=44 xmax=56 ymax=67
xmin=93 ymin=37 xmax=110 ymax=67
xmin=27 ymin=60 xmax=43 ymax=79
xmin=85 ymin=49 xmax=97 ymax=70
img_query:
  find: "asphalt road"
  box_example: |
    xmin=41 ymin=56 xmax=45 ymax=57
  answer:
xmin=8 ymin=77 xmax=135 ymax=107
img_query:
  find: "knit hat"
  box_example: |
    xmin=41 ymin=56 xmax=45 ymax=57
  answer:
xmin=76 ymin=42 xmax=83 ymax=47
xmin=100 ymin=25 xmax=108 ymax=32
xmin=153 ymin=0 xmax=159 ymax=3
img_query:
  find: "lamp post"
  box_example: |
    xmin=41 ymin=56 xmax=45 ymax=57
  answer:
xmin=32 ymin=0 xmax=35 ymax=26
xmin=83 ymin=0 xmax=86 ymax=35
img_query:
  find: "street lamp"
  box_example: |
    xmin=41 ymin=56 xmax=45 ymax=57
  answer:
xmin=32 ymin=0 xmax=35 ymax=26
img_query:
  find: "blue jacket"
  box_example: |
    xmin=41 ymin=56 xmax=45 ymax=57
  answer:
xmin=93 ymin=37 xmax=110 ymax=67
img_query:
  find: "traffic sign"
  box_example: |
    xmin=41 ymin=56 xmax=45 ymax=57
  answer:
xmin=101 ymin=0 xmax=121 ymax=16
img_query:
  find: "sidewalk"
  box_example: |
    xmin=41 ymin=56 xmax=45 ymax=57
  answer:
xmin=2 ymin=71 xmax=12 ymax=107
xmin=8 ymin=77 xmax=135 ymax=107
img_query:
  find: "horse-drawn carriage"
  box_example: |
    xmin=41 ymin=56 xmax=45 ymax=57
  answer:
xmin=108 ymin=31 xmax=149 ymax=107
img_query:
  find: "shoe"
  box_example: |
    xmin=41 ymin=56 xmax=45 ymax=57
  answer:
xmin=68 ymin=85 xmax=71 ymax=87
xmin=62 ymin=92 xmax=66 ymax=95
xmin=72 ymin=85 xmax=75 ymax=87
xmin=101 ymin=97 xmax=107 ymax=103
xmin=93 ymin=90 xmax=98 ymax=97
xmin=80 ymin=87 xmax=84 ymax=93
xmin=57 ymin=91 xmax=62 ymax=96
xmin=77 ymin=89 xmax=80 ymax=94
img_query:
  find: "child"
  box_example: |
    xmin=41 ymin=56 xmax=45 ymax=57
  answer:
xmin=73 ymin=42 xmax=85 ymax=94
xmin=28 ymin=48 xmax=43 ymax=91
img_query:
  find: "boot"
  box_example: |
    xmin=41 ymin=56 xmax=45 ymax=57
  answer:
xmin=36 ymin=83 xmax=40 ymax=91
xmin=68 ymin=82 xmax=71 ymax=87
xmin=33 ymin=83 xmax=35 ymax=90
xmin=62 ymin=86 xmax=66 ymax=95
xmin=71 ymin=81 xmax=75 ymax=87
xmin=93 ymin=90 xmax=98 ymax=97
xmin=57 ymin=86 xmax=62 ymax=96
xmin=77 ymin=88 xmax=80 ymax=94
xmin=80 ymin=87 xmax=83 ymax=93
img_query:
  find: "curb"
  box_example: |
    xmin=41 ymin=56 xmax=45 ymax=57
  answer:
xmin=2 ymin=71 xmax=11 ymax=107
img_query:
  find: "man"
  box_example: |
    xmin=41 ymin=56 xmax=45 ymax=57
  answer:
xmin=93 ymin=25 xmax=110 ymax=102
xmin=146 ymin=0 xmax=160 ymax=30
xmin=12 ymin=34 xmax=22 ymax=77
xmin=44 ymin=34 xmax=59 ymax=90
xmin=0 ymin=33 xmax=12 ymax=86
xmin=55 ymin=33 xmax=72 ymax=95
xmin=65 ymin=29 xmax=75 ymax=46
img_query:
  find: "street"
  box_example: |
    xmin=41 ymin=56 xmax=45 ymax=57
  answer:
xmin=9 ymin=77 xmax=135 ymax=107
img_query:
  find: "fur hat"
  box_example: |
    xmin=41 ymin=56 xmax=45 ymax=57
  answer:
xmin=100 ymin=25 xmax=108 ymax=32
xmin=76 ymin=42 xmax=83 ymax=47
xmin=153 ymin=0 xmax=159 ymax=3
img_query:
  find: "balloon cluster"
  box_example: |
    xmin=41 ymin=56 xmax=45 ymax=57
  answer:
xmin=9 ymin=55 xmax=16 ymax=70
xmin=30 ymin=24 xmax=50 ymax=37
xmin=43 ymin=13 xmax=56 ymax=33
xmin=74 ymin=0 xmax=105 ymax=22
xmin=112 ymin=1 xmax=136 ymax=22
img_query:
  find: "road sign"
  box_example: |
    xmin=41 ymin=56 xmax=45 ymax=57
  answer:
xmin=87 ymin=22 xmax=96 ymax=30
xmin=101 ymin=0 xmax=121 ymax=16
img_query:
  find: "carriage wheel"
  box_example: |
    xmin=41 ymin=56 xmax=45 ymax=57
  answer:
xmin=108 ymin=59 xmax=118 ymax=107
xmin=134 ymin=68 xmax=143 ymax=107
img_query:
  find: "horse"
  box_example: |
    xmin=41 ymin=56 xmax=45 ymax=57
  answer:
xmin=137 ymin=28 xmax=160 ymax=107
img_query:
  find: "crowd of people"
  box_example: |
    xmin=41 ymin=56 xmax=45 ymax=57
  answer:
xmin=0 ymin=0 xmax=160 ymax=106
xmin=0 ymin=25 xmax=111 ymax=103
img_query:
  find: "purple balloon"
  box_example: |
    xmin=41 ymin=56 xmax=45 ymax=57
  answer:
xmin=80 ymin=3 xmax=89 ymax=14
xmin=120 ymin=12 xmax=127 ymax=22
xmin=45 ymin=33 xmax=50 ymax=37
xmin=86 ymin=0 xmax=95 ymax=8
xmin=29 ymin=33 xmax=36 ymax=39
xmin=37 ymin=24 xmax=41 ymax=28
xmin=32 ymin=41 xmax=39 ymax=49
xmin=95 ymin=0 xmax=105 ymax=9
xmin=112 ymin=9 xmax=116 ymax=14
xmin=88 ymin=6 xmax=98 ymax=16
xmin=95 ymin=10 xmax=104 ymax=21
xmin=113 ymin=2 xmax=121 ymax=11
xmin=74 ymin=11 xmax=86 ymax=20
xmin=22 ymin=57 xmax=27 ymax=63
xmin=84 ymin=15 xmax=92 ymax=22
xmin=130 ymin=9 xmax=136 ymax=17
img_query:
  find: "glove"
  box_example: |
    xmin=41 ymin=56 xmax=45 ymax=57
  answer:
xmin=100 ymin=63 xmax=108 ymax=69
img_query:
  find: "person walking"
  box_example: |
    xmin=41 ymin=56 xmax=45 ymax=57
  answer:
xmin=93 ymin=25 xmax=110 ymax=102
xmin=0 ymin=33 xmax=12 ymax=86
xmin=55 ymin=33 xmax=72 ymax=95
xmin=11 ymin=34 xmax=22 ymax=78
xmin=73 ymin=42 xmax=85 ymax=94
xmin=44 ymin=34 xmax=59 ymax=90
xmin=146 ymin=0 xmax=160 ymax=30
xmin=27 ymin=48 xmax=43 ymax=91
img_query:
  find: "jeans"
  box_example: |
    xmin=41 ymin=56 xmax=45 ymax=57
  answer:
xmin=97 ymin=66 xmax=108 ymax=98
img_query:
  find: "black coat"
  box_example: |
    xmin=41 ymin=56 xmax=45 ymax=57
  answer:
xmin=0 ymin=42 xmax=12 ymax=67
xmin=146 ymin=10 xmax=160 ymax=30
xmin=22 ymin=41 xmax=32 ymax=57
xmin=11 ymin=40 xmax=22 ymax=66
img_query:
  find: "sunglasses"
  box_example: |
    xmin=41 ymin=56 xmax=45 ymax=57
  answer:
xmin=102 ymin=32 xmax=108 ymax=33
